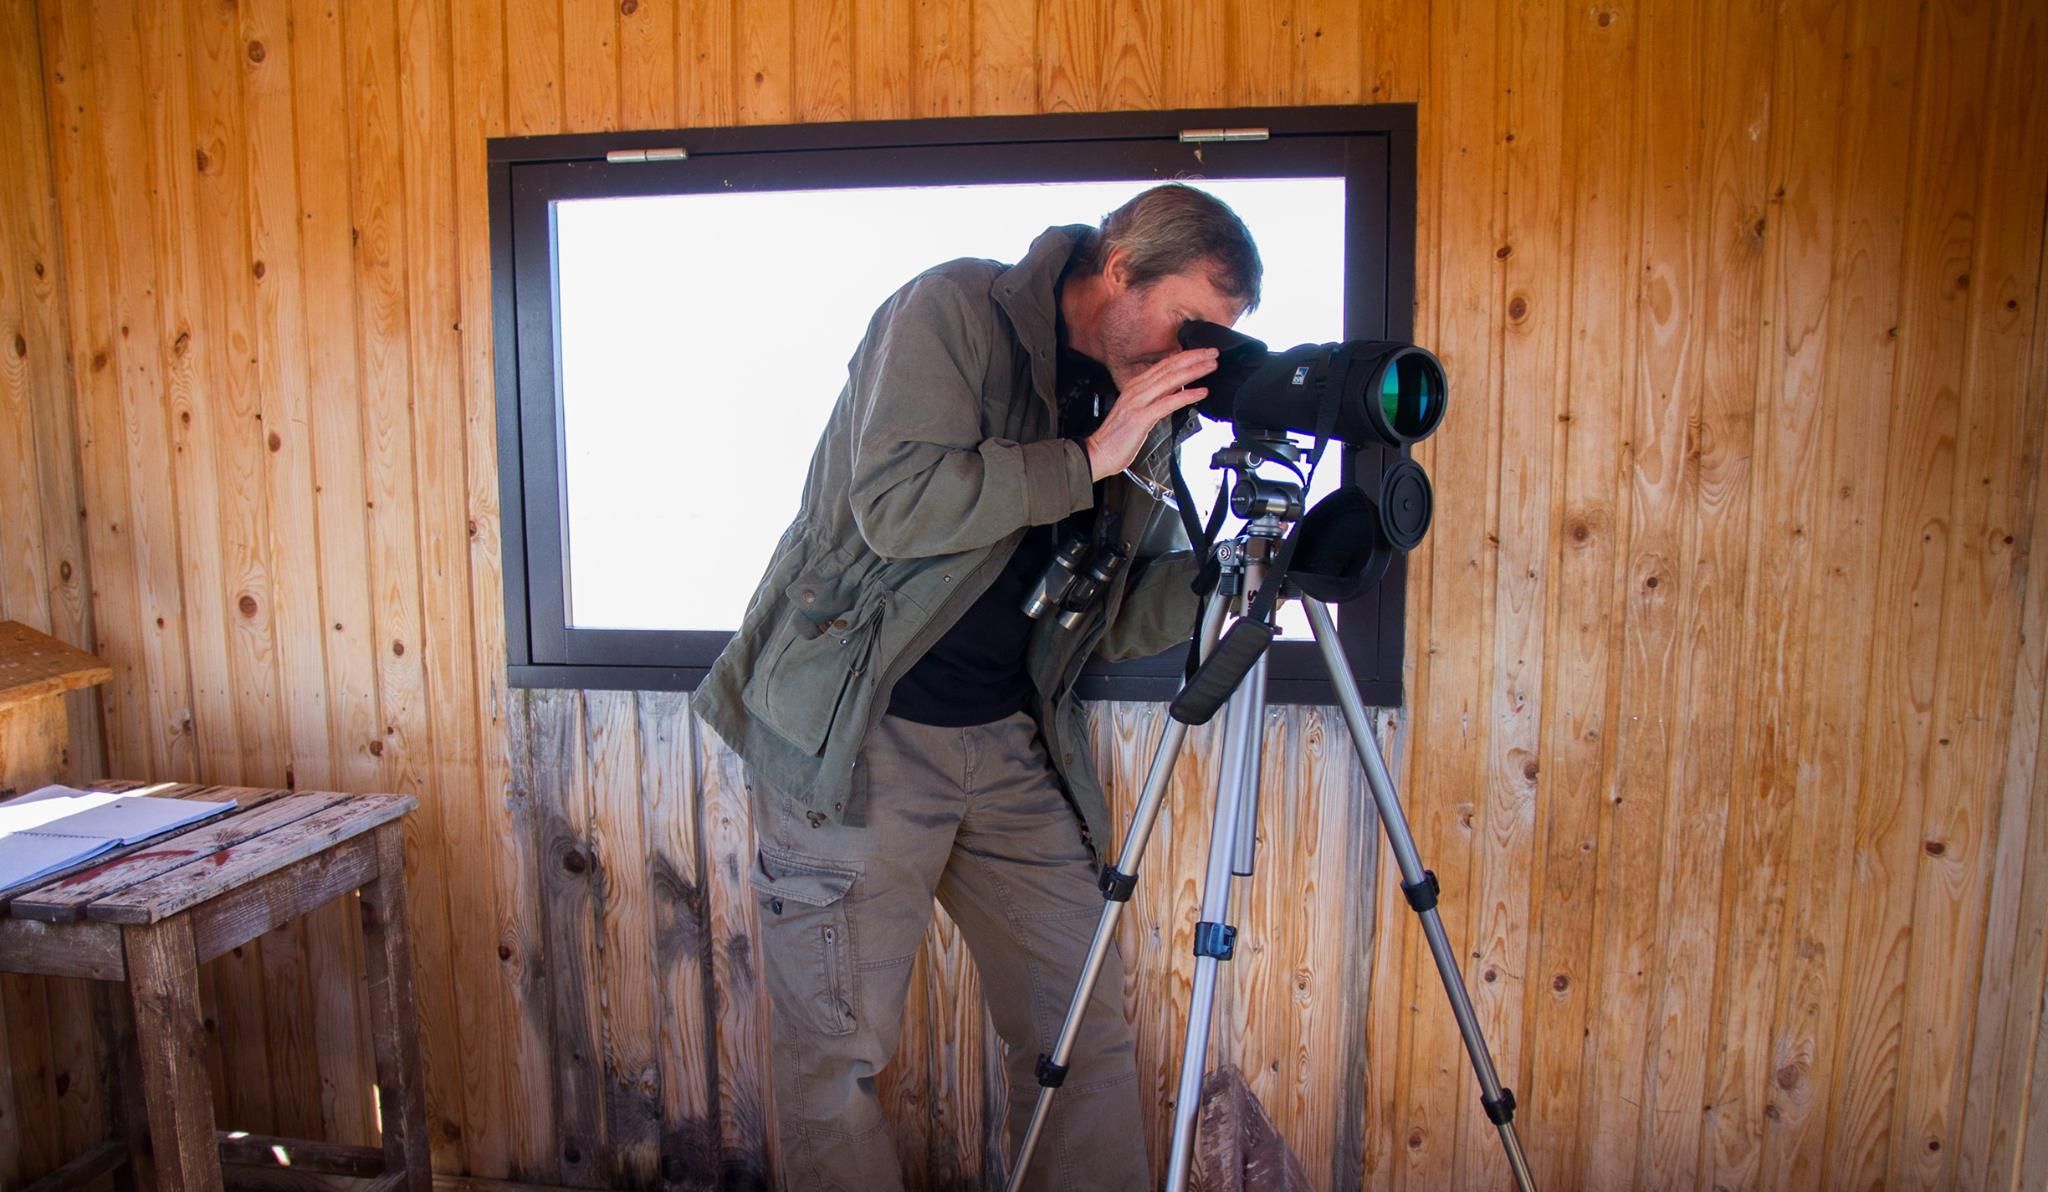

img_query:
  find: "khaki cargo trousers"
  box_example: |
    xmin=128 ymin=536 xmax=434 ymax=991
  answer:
xmin=747 ymin=711 xmax=1149 ymax=1192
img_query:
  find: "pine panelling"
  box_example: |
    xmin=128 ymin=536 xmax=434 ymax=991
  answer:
xmin=1395 ymin=0 xmax=1502 ymax=1186
xmin=1894 ymin=0 xmax=2036 ymax=1179
xmin=1829 ymin=0 xmax=1995 ymax=1178
xmin=6 ymin=1 xmax=2048 ymax=1189
xmin=1700 ymin=0 xmax=1848 ymax=1185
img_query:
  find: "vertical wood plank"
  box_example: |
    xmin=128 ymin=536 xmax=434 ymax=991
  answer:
xmin=793 ymin=0 xmax=852 ymax=122
xmin=1892 ymin=0 xmax=2038 ymax=1179
xmin=283 ymin=0 xmax=386 ymax=1149
xmin=562 ymin=0 xmax=622 ymax=133
xmin=1519 ymin=2 xmax=1640 ymax=1188
xmin=586 ymin=689 xmax=663 ymax=1185
xmin=506 ymin=0 xmax=566 ymax=136
xmin=693 ymin=702 xmax=777 ymax=1189
xmin=1639 ymin=0 xmax=1773 ymax=1183
xmin=449 ymin=0 xmax=534 ymax=1174
xmin=1698 ymin=0 xmax=1851 ymax=1184
xmin=619 ymin=0 xmax=678 ymax=130
xmin=639 ymin=690 xmax=719 ymax=1188
xmin=342 ymin=0 xmax=468 ymax=1167
xmin=502 ymin=690 xmax=565 ymax=1183
xmin=1824 ymin=0 xmax=1991 ymax=1178
xmin=910 ymin=0 xmax=971 ymax=118
xmin=853 ymin=0 xmax=913 ymax=121
xmin=1456 ymin=0 xmax=1564 ymax=1181
xmin=677 ymin=0 xmax=736 ymax=127
xmin=735 ymin=0 xmax=793 ymax=125
xmin=1961 ymin=49 xmax=2048 ymax=1174
xmin=394 ymin=0 xmax=505 ymax=1172
xmin=1396 ymin=0 xmax=1503 ymax=1185
xmin=531 ymin=688 xmax=610 ymax=1186
xmin=971 ymin=0 xmax=1039 ymax=114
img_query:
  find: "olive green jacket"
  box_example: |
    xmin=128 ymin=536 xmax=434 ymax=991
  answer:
xmin=692 ymin=225 xmax=1199 ymax=858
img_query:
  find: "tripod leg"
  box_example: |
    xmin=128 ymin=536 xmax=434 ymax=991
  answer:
xmin=1004 ymin=593 xmax=1231 ymax=1192
xmin=1163 ymin=647 xmax=1269 ymax=1192
xmin=1304 ymin=599 xmax=1537 ymax=1192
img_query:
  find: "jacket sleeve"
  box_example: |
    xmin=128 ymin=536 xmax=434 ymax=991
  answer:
xmin=847 ymin=271 xmax=1094 ymax=560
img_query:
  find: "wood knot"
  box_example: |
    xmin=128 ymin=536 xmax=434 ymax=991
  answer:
xmin=1645 ymin=575 xmax=1659 ymax=589
xmin=1923 ymin=839 xmax=1945 ymax=856
xmin=368 ymin=739 xmax=384 ymax=756
xmin=1522 ymin=760 xmax=1539 ymax=782
xmin=392 ymin=639 xmax=406 ymax=656
xmin=620 ymin=0 xmax=638 ymax=11
xmin=247 ymin=40 xmax=265 ymax=63
xmin=252 ymin=260 xmax=266 ymax=278
xmin=91 ymin=351 xmax=107 ymax=372
xmin=1552 ymin=973 xmax=1569 ymax=992
xmin=11 ymin=333 xmax=24 ymax=358
xmin=1597 ymin=9 xmax=1614 ymax=25
xmin=1570 ymin=521 xmax=1589 ymax=542
xmin=238 ymin=594 xmax=259 ymax=617
xmin=195 ymin=148 xmax=210 ymax=173
xmin=268 ymin=431 xmax=282 ymax=452
xmin=1776 ymin=1064 xmax=1800 ymax=1090
xmin=1483 ymin=967 xmax=1498 ymax=983
xmin=498 ymin=943 xmax=513 ymax=961
xmin=60 ymin=561 xmax=72 ymax=582
xmin=1408 ymin=1129 xmax=1424 ymax=1150
xmin=564 ymin=849 xmax=588 ymax=874
xmin=1495 ymin=244 xmax=1513 ymax=259
xmin=1508 ymin=295 xmax=1529 ymax=321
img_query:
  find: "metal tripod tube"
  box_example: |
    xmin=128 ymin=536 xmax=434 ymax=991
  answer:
xmin=1304 ymin=599 xmax=1537 ymax=1192
xmin=1164 ymin=647 xmax=1269 ymax=1192
xmin=1004 ymin=593 xmax=1230 ymax=1192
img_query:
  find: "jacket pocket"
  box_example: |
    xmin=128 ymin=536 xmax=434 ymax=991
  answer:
xmin=742 ymin=582 xmax=884 ymax=758
xmin=749 ymin=844 xmax=860 ymax=1037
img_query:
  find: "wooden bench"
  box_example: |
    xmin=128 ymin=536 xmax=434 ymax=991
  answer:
xmin=0 ymin=782 xmax=429 ymax=1192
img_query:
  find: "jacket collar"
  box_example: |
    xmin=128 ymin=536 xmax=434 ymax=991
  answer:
xmin=992 ymin=223 xmax=1093 ymax=345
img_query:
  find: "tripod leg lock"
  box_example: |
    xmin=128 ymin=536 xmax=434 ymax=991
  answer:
xmin=1401 ymin=869 xmax=1441 ymax=913
xmin=1193 ymin=921 xmax=1238 ymax=960
xmin=1098 ymin=864 xmax=1138 ymax=903
xmin=1482 ymin=1088 xmax=1517 ymax=1126
xmin=1034 ymin=1053 xmax=1069 ymax=1089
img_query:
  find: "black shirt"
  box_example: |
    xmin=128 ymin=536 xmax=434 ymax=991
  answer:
xmin=884 ymin=344 xmax=1115 ymax=726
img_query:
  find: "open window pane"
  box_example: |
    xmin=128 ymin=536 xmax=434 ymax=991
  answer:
xmin=553 ymin=177 xmax=1347 ymax=637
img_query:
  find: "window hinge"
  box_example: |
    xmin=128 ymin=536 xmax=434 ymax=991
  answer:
xmin=605 ymin=147 xmax=689 ymax=163
xmin=1179 ymin=128 xmax=1270 ymax=143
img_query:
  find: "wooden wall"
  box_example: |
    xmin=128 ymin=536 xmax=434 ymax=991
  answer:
xmin=2 ymin=0 xmax=2045 ymax=1189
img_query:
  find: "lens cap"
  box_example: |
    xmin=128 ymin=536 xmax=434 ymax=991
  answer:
xmin=1378 ymin=459 xmax=1434 ymax=551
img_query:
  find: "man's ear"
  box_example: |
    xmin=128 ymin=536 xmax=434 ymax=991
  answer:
xmin=1102 ymin=245 xmax=1133 ymax=295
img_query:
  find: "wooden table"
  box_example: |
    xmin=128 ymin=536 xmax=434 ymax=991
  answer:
xmin=0 ymin=781 xmax=429 ymax=1192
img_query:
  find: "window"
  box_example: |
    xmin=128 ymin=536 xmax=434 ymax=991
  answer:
xmin=491 ymin=105 xmax=1420 ymax=704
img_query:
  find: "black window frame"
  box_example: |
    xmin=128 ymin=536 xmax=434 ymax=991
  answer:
xmin=490 ymin=104 xmax=1420 ymax=705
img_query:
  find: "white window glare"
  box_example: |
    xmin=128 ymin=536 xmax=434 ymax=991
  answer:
xmin=553 ymin=177 xmax=1347 ymax=638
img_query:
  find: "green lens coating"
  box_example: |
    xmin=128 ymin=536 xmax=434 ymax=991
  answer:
xmin=1382 ymin=355 xmax=1438 ymax=437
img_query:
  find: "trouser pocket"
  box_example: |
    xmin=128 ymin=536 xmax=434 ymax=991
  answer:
xmin=750 ymin=843 xmax=861 ymax=1037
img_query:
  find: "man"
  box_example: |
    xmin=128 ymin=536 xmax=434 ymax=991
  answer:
xmin=693 ymin=183 xmax=1262 ymax=1191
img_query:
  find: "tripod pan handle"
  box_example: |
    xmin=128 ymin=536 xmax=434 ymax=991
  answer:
xmin=1170 ymin=618 xmax=1277 ymax=725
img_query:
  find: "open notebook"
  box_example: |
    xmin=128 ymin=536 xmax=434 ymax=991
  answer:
xmin=0 ymin=784 xmax=237 ymax=893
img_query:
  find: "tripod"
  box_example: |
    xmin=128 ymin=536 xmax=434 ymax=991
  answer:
xmin=1005 ymin=483 xmax=1535 ymax=1192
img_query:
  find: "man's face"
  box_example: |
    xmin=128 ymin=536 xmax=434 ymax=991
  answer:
xmin=1094 ymin=255 xmax=1246 ymax=386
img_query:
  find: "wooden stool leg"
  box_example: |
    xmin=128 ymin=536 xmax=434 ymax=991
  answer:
xmin=359 ymin=822 xmax=431 ymax=1189
xmin=121 ymin=918 xmax=220 ymax=1191
xmin=97 ymin=978 xmax=157 ymax=1191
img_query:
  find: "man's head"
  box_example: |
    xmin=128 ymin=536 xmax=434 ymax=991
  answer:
xmin=1064 ymin=184 xmax=1263 ymax=386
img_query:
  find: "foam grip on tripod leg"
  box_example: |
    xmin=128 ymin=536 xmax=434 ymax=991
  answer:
xmin=1169 ymin=619 xmax=1277 ymax=725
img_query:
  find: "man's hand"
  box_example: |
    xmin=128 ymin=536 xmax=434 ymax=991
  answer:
xmin=1083 ymin=348 xmax=1220 ymax=481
